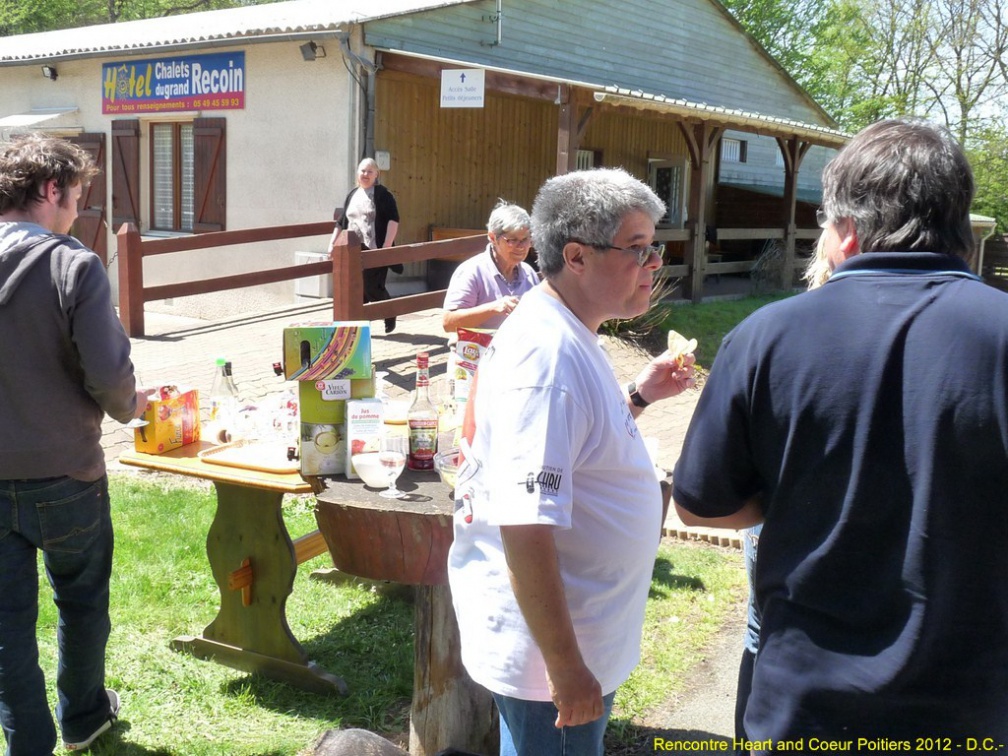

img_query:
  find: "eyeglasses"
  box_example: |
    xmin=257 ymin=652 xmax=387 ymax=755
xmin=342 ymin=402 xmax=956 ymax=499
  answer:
xmin=573 ymin=239 xmax=665 ymax=267
xmin=500 ymin=235 xmax=532 ymax=248
xmin=816 ymin=209 xmax=830 ymax=228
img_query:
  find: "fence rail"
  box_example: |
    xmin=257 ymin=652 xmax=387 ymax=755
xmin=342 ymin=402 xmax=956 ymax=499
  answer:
xmin=116 ymin=222 xmax=487 ymax=337
xmin=116 ymin=220 xmax=822 ymax=337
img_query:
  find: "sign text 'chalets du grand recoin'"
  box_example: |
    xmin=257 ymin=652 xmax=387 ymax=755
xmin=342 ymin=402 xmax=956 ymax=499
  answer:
xmin=102 ymin=52 xmax=246 ymax=115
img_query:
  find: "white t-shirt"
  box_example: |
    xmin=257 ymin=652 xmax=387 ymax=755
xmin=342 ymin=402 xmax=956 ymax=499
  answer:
xmin=447 ymin=286 xmax=662 ymax=700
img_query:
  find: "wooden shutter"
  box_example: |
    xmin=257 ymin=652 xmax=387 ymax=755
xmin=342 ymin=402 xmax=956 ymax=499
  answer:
xmin=67 ymin=132 xmax=108 ymax=265
xmin=111 ymin=119 xmax=140 ymax=232
xmin=193 ymin=117 xmax=226 ymax=233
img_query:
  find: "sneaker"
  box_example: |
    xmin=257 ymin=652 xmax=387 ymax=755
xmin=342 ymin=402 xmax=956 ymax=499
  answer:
xmin=64 ymin=689 xmax=120 ymax=751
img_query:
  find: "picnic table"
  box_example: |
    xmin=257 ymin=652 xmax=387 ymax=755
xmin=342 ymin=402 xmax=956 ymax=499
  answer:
xmin=119 ymin=441 xmax=347 ymax=695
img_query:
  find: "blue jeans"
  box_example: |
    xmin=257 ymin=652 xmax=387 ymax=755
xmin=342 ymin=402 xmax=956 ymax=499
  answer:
xmin=492 ymin=691 xmax=616 ymax=756
xmin=0 ymin=476 xmax=114 ymax=756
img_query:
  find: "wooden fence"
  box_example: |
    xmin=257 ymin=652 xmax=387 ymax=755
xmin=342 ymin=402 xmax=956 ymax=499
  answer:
xmin=115 ymin=222 xmax=486 ymax=337
xmin=115 ymin=220 xmax=824 ymax=338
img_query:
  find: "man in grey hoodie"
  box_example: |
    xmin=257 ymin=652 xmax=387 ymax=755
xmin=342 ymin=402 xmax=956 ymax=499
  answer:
xmin=0 ymin=134 xmax=147 ymax=754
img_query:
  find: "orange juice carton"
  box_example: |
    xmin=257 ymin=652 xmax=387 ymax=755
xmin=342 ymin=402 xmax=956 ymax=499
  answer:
xmin=282 ymin=322 xmax=372 ymax=380
xmin=345 ymin=398 xmax=384 ymax=480
xmin=134 ymin=385 xmax=200 ymax=454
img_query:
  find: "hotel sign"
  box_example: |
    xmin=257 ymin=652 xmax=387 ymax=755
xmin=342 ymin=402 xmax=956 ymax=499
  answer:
xmin=102 ymin=52 xmax=246 ymax=114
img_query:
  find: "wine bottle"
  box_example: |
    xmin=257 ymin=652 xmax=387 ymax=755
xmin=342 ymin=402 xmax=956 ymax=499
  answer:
xmin=407 ymin=352 xmax=437 ymax=470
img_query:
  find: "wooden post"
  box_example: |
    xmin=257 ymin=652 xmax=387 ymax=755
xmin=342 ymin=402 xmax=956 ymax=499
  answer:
xmin=777 ymin=136 xmax=811 ymax=289
xmin=555 ymin=84 xmax=577 ymax=176
xmin=682 ymin=123 xmax=720 ymax=302
xmin=116 ymin=222 xmax=144 ymax=337
xmin=331 ymin=230 xmax=363 ymax=322
xmin=410 ymin=583 xmax=497 ymax=756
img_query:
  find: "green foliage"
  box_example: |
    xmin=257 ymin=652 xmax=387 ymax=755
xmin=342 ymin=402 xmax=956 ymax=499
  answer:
xmin=968 ymin=123 xmax=1008 ymax=233
xmin=0 ymin=0 xmax=274 ymax=34
xmin=658 ymin=293 xmax=796 ymax=366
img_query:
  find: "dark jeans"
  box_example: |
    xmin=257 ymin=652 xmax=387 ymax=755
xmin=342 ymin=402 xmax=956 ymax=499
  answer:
xmin=735 ymin=647 xmax=756 ymax=754
xmin=0 ymin=476 xmax=114 ymax=755
xmin=362 ymin=246 xmax=398 ymax=333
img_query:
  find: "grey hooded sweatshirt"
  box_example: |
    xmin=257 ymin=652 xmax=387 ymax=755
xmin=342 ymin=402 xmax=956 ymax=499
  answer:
xmin=0 ymin=222 xmax=137 ymax=480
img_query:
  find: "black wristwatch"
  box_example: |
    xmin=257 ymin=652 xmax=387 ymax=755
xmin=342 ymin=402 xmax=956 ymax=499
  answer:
xmin=627 ymin=382 xmax=650 ymax=409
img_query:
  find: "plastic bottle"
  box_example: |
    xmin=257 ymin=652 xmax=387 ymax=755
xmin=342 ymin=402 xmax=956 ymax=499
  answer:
xmin=208 ymin=357 xmax=239 ymax=442
xmin=407 ymin=352 xmax=438 ymax=470
xmin=224 ymin=361 xmax=239 ymax=400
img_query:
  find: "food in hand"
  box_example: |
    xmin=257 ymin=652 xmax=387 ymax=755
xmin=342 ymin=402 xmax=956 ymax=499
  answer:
xmin=667 ymin=329 xmax=698 ymax=368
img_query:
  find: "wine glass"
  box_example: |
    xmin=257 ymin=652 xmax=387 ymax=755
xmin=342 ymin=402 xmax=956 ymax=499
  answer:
xmin=378 ymin=433 xmax=409 ymax=499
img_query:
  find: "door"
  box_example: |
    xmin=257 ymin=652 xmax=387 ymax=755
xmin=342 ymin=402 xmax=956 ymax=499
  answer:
xmin=68 ymin=132 xmax=108 ymax=266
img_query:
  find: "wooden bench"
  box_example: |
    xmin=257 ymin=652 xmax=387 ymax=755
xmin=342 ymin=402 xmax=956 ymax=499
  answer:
xmin=428 ymin=226 xmax=486 ymax=260
xmin=427 ymin=227 xmax=486 ymax=289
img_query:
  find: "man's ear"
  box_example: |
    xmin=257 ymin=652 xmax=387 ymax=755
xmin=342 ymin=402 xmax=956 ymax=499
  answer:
xmin=562 ymin=241 xmax=587 ymax=273
xmin=43 ymin=179 xmax=61 ymax=204
xmin=836 ymin=218 xmax=861 ymax=260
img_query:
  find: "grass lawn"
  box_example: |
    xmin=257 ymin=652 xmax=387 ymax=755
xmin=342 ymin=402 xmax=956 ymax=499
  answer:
xmin=29 ymin=474 xmax=745 ymax=755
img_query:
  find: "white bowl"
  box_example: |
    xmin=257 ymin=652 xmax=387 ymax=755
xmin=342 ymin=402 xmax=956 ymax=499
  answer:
xmin=351 ymin=452 xmax=393 ymax=489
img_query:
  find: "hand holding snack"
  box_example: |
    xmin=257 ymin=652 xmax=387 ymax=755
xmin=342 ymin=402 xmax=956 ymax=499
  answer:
xmin=667 ymin=329 xmax=698 ymax=368
xmin=628 ymin=329 xmax=698 ymax=407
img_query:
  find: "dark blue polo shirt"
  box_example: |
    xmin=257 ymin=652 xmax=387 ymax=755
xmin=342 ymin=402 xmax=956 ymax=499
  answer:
xmin=674 ymin=252 xmax=1008 ymax=743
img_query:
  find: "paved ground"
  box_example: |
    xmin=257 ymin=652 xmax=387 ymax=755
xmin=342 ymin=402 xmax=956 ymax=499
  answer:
xmin=102 ymin=302 xmax=743 ymax=743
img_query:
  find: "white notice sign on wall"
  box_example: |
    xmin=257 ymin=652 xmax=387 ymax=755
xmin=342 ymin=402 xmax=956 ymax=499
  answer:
xmin=440 ymin=69 xmax=486 ymax=108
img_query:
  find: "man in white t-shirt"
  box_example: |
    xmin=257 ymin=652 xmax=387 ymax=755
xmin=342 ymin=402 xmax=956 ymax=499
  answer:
xmin=447 ymin=168 xmax=696 ymax=756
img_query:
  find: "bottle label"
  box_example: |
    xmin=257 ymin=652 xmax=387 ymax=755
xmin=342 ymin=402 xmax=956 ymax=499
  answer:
xmin=408 ymin=418 xmax=437 ymax=469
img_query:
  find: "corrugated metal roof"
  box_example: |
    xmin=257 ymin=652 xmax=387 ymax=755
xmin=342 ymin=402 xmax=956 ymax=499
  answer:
xmin=594 ymin=86 xmax=849 ymax=148
xmin=0 ymin=0 xmax=475 ymax=64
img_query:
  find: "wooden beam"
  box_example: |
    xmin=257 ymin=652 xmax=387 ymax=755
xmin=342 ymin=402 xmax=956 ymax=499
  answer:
xmin=380 ymin=52 xmax=559 ymax=101
xmin=556 ymin=83 xmax=578 ymax=175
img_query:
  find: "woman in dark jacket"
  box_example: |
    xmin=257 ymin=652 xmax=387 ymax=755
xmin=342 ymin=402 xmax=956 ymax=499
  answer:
xmin=329 ymin=157 xmax=401 ymax=333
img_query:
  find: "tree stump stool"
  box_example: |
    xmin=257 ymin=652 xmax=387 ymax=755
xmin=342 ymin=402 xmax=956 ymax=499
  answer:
xmin=315 ymin=470 xmax=497 ymax=756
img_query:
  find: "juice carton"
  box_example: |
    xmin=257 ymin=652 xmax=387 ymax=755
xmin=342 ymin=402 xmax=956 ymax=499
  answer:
xmin=134 ymin=386 xmax=200 ymax=454
xmin=282 ymin=322 xmax=372 ymax=380
xmin=345 ymin=398 xmax=384 ymax=480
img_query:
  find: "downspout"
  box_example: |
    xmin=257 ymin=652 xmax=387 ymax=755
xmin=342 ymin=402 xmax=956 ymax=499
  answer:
xmin=977 ymin=222 xmax=996 ymax=278
xmin=339 ymin=34 xmax=377 ymax=160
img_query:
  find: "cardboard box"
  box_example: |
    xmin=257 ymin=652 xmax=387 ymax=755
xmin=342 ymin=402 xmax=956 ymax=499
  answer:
xmin=297 ymin=376 xmax=375 ymax=425
xmin=345 ymin=398 xmax=384 ymax=479
xmin=134 ymin=386 xmax=201 ymax=454
xmin=282 ymin=322 xmax=372 ymax=380
xmin=299 ymin=421 xmax=345 ymax=477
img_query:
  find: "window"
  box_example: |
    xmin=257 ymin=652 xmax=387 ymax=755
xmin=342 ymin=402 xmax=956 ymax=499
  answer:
xmin=576 ymin=149 xmax=602 ymax=170
xmin=721 ymin=137 xmax=747 ymax=163
xmin=151 ymin=122 xmax=195 ymax=232
xmin=648 ymin=157 xmax=689 ymax=228
xmin=112 ymin=117 xmax=226 ymax=235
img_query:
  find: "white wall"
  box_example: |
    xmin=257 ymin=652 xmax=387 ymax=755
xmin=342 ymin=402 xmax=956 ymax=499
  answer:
xmin=0 ymin=40 xmax=360 ymax=319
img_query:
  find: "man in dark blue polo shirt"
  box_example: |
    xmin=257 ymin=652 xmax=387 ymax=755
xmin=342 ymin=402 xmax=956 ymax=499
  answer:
xmin=673 ymin=118 xmax=1008 ymax=746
